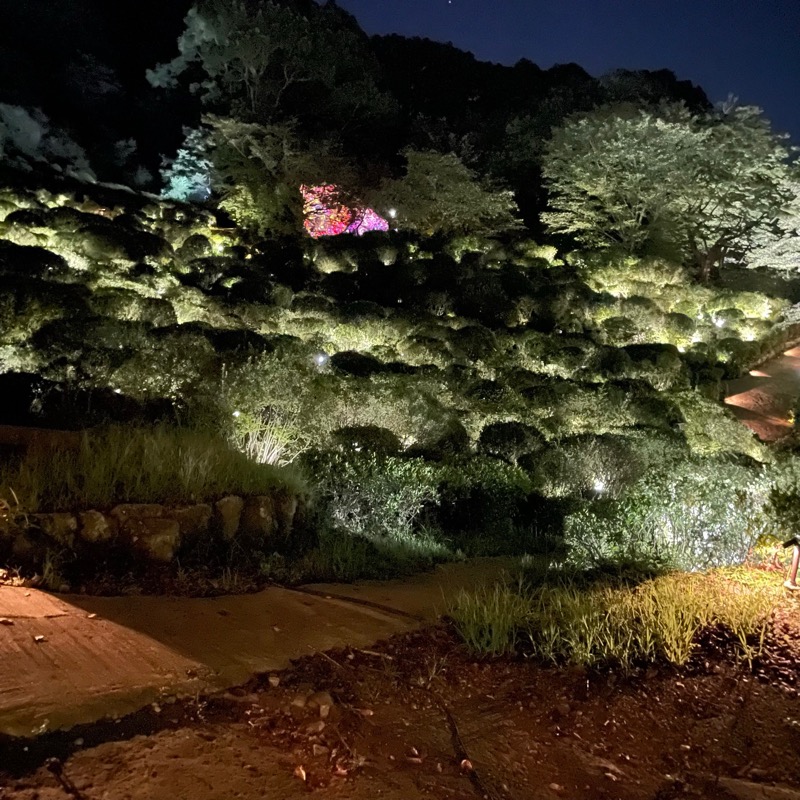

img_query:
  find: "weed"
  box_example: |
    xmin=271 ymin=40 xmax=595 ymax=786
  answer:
xmin=40 ymin=549 xmax=65 ymax=591
xmin=449 ymin=579 xmax=531 ymax=656
xmin=450 ymin=570 xmax=779 ymax=668
xmin=0 ymin=426 xmax=303 ymax=512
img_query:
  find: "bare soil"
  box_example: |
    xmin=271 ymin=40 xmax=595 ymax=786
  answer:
xmin=2 ymin=594 xmax=799 ymax=800
xmin=725 ymin=345 xmax=800 ymax=442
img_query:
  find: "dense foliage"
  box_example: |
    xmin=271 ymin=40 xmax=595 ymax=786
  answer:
xmin=1 ymin=0 xmax=799 ymax=587
xmin=543 ymin=104 xmax=794 ymax=280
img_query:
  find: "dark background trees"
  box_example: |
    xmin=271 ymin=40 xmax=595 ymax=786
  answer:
xmin=0 ymin=0 xmax=712 ymax=225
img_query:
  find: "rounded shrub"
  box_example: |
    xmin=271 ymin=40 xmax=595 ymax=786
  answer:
xmin=478 ymin=421 xmax=546 ymax=465
xmin=331 ymin=425 xmax=402 ymax=455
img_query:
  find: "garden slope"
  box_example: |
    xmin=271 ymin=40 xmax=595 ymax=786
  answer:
xmin=0 ymin=176 xmax=783 ymax=525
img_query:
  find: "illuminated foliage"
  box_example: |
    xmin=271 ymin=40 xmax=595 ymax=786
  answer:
xmin=748 ymin=177 xmax=800 ymax=273
xmin=206 ymin=117 xmax=309 ymax=235
xmin=563 ymin=459 xmax=771 ymax=573
xmin=543 ymin=103 xmax=793 ymax=280
xmin=371 ymin=149 xmax=521 ymax=237
xmin=160 ymin=127 xmax=212 ymax=202
xmin=301 ymin=184 xmax=388 ymax=238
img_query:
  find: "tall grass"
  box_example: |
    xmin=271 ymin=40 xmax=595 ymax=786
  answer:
xmin=450 ymin=570 xmax=779 ymax=668
xmin=0 ymin=426 xmax=304 ymax=512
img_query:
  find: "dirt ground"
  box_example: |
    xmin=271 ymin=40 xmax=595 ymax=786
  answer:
xmin=725 ymin=345 xmax=800 ymax=442
xmin=1 ymin=592 xmax=798 ymax=800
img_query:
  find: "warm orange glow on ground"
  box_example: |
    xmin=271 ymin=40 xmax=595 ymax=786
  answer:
xmin=724 ymin=344 xmax=800 ymax=441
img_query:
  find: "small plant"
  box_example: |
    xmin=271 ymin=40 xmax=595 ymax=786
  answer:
xmin=0 ymin=426 xmax=303 ymax=512
xmin=300 ymin=449 xmax=439 ymax=546
xmin=449 ymin=579 xmax=531 ymax=656
xmin=450 ymin=570 xmax=779 ymax=668
xmin=232 ymin=407 xmax=310 ymax=466
xmin=41 ymin=549 xmax=66 ymax=592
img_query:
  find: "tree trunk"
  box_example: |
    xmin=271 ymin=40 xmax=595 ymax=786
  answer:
xmin=694 ymin=243 xmax=723 ymax=283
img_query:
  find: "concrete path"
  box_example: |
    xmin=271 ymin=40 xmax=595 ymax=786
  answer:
xmin=725 ymin=346 xmax=800 ymax=441
xmin=0 ymin=558 xmax=517 ymax=738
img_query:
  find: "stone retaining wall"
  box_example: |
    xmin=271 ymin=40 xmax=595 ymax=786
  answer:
xmin=2 ymin=489 xmax=305 ymax=566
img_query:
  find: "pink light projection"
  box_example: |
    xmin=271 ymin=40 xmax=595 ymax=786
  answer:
xmin=301 ymin=184 xmax=388 ymax=238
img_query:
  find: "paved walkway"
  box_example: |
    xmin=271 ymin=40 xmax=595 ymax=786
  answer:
xmin=0 ymin=559 xmax=517 ymax=737
xmin=725 ymin=346 xmax=800 ymax=441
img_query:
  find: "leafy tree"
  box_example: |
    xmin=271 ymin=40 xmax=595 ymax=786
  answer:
xmin=542 ymin=104 xmax=694 ymax=256
xmin=542 ymin=103 xmax=793 ymax=280
xmin=745 ymin=177 xmax=800 ymax=272
xmin=206 ymin=115 xmax=356 ymax=236
xmin=370 ymin=149 xmax=521 ymax=237
xmin=679 ymin=105 xmax=794 ymax=280
xmin=147 ymin=0 xmax=395 ymax=132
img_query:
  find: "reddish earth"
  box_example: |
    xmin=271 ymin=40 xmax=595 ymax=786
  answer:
xmin=725 ymin=346 xmax=800 ymax=441
xmin=2 ymin=592 xmax=799 ymax=800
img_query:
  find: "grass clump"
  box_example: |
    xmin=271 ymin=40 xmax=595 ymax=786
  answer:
xmin=449 ymin=579 xmax=531 ymax=656
xmin=0 ymin=425 xmax=303 ymax=512
xmin=450 ymin=570 xmax=779 ymax=668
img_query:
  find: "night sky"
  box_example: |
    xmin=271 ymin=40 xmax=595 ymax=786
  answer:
xmin=337 ymin=0 xmax=800 ymax=143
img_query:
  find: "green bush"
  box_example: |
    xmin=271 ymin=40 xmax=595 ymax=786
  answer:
xmin=434 ymin=457 xmax=558 ymax=553
xmin=445 ymin=324 xmax=498 ymax=362
xmin=331 ymin=425 xmax=402 ymax=455
xmin=110 ymin=326 xmax=220 ymax=402
xmin=562 ymin=458 xmax=770 ymax=574
xmin=478 ymin=421 xmax=545 ymax=465
xmin=764 ymin=455 xmax=800 ymax=538
xmin=89 ymin=288 xmax=177 ymax=327
xmin=299 ymin=449 xmax=440 ymax=547
xmin=674 ymin=391 xmax=768 ymax=461
xmin=524 ymin=432 xmax=685 ymax=499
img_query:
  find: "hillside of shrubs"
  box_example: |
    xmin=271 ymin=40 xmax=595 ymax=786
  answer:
xmin=1 ymin=161 xmax=799 ymax=592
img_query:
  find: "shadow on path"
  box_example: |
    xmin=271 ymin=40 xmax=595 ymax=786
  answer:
xmin=0 ymin=559 xmax=517 ymax=737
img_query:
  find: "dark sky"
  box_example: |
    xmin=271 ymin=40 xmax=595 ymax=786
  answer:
xmin=337 ymin=0 xmax=800 ymax=143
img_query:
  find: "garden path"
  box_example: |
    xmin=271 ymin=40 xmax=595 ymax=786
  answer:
xmin=0 ymin=558 xmax=517 ymax=738
xmin=725 ymin=345 xmax=800 ymax=441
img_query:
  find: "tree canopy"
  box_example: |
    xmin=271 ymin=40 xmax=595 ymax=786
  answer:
xmin=748 ymin=176 xmax=800 ymax=272
xmin=147 ymin=0 xmax=396 ymax=135
xmin=369 ymin=149 xmax=522 ymax=237
xmin=542 ymin=103 xmax=794 ymax=280
xmin=205 ymin=115 xmax=358 ymax=237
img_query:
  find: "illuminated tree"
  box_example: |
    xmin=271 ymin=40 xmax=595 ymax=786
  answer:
xmin=370 ymin=149 xmax=521 ymax=237
xmin=301 ymin=185 xmax=388 ymax=238
xmin=160 ymin=127 xmax=213 ymax=202
xmin=542 ymin=104 xmax=693 ymax=256
xmin=543 ymin=103 xmax=793 ymax=281
xmin=147 ymin=0 xmax=395 ymax=130
xmin=744 ymin=177 xmax=800 ymax=273
xmin=206 ymin=116 xmax=359 ymax=237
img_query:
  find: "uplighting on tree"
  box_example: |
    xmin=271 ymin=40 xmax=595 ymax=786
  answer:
xmin=301 ymin=184 xmax=388 ymax=238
